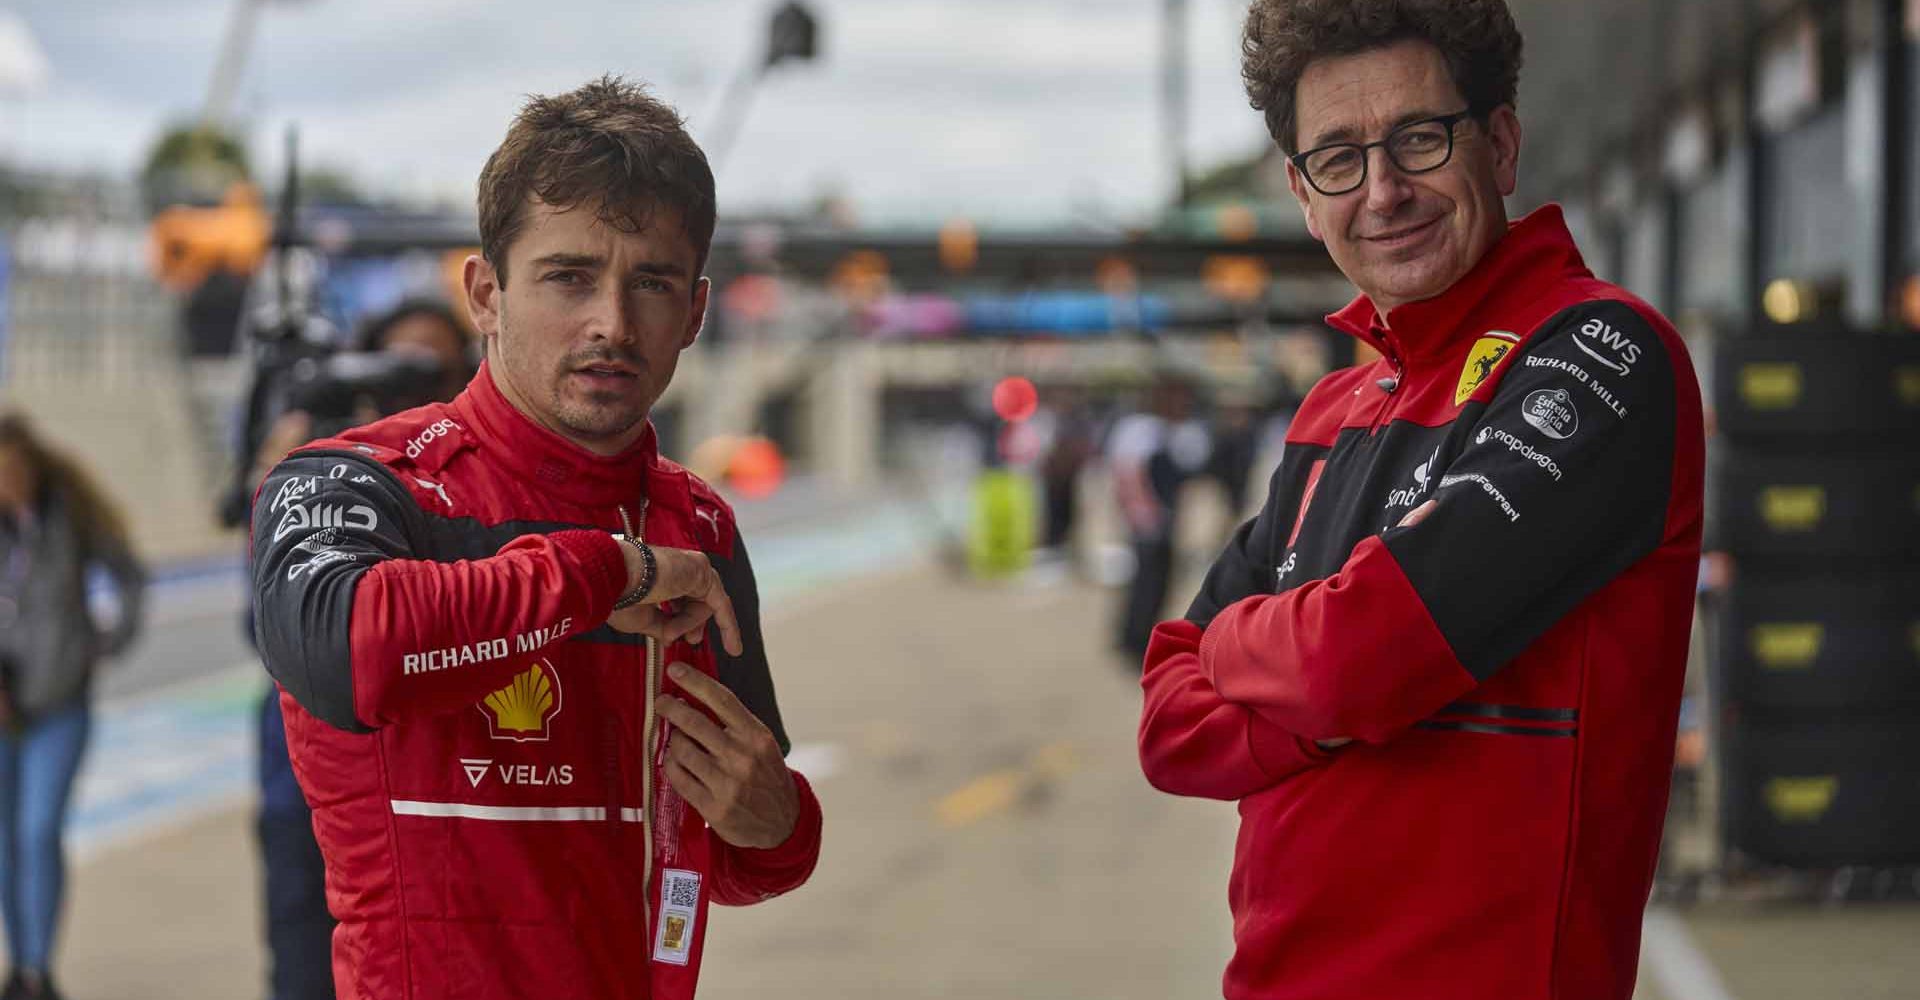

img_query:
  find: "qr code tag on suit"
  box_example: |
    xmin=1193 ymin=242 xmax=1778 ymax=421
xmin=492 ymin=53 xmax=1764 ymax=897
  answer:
xmin=653 ymin=868 xmax=702 ymax=965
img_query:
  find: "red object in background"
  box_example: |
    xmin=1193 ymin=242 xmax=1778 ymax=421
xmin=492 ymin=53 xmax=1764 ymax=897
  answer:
xmin=722 ymin=274 xmax=783 ymax=324
xmin=728 ymin=436 xmax=787 ymax=499
xmin=992 ymin=376 xmax=1038 ymax=423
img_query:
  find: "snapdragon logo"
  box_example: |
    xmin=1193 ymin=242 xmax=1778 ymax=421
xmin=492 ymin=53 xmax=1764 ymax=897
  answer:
xmin=1478 ymin=426 xmax=1564 ymax=481
xmin=405 ymin=419 xmax=459 ymax=460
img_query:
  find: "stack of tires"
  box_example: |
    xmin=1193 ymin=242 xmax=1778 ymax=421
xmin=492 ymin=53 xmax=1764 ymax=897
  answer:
xmin=1710 ymin=327 xmax=1920 ymax=868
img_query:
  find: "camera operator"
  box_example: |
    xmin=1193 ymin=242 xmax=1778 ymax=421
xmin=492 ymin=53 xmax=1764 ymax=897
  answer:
xmin=249 ymin=298 xmax=473 ymax=1000
xmin=244 ymin=300 xmax=474 ymax=494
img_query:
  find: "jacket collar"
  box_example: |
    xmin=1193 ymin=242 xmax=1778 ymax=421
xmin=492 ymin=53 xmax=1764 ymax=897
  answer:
xmin=1324 ymin=204 xmax=1590 ymax=367
xmin=450 ymin=359 xmax=661 ymax=510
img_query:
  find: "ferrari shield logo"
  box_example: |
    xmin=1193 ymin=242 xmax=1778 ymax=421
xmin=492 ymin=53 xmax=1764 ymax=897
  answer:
xmin=1456 ymin=332 xmax=1520 ymax=406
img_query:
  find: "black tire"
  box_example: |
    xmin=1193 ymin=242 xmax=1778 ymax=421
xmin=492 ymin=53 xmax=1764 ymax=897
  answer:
xmin=1711 ymin=450 xmax=1920 ymax=564
xmin=1716 ymin=572 xmax=1920 ymax=712
xmin=1719 ymin=712 xmax=1920 ymax=868
xmin=1713 ymin=329 xmax=1920 ymax=440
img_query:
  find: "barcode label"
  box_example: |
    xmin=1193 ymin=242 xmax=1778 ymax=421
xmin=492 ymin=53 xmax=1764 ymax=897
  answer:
xmin=653 ymin=868 xmax=701 ymax=965
xmin=663 ymin=869 xmax=700 ymax=909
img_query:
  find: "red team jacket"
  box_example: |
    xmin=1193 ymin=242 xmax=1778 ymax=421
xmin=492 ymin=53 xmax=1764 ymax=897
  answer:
xmin=252 ymin=363 xmax=822 ymax=999
xmin=1139 ymin=207 xmax=1704 ymax=999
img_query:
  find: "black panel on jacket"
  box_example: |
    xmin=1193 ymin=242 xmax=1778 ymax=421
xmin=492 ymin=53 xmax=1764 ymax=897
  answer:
xmin=1385 ymin=299 xmax=1677 ymax=678
xmin=1179 ymin=298 xmax=1679 ymax=687
xmin=708 ymin=538 xmax=790 ymax=755
xmin=252 ymin=450 xmax=421 ymax=733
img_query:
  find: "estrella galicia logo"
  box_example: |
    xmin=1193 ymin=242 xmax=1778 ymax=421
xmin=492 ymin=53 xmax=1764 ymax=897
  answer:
xmin=1521 ymin=388 xmax=1579 ymax=440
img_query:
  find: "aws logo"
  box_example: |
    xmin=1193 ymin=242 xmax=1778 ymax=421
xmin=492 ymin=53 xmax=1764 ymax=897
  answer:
xmin=1574 ymin=317 xmax=1641 ymax=377
xmin=1456 ymin=331 xmax=1521 ymax=405
xmin=479 ymin=661 xmax=563 ymax=742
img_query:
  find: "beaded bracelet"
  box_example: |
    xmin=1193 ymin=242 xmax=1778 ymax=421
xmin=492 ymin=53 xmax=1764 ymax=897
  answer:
xmin=611 ymin=535 xmax=656 ymax=610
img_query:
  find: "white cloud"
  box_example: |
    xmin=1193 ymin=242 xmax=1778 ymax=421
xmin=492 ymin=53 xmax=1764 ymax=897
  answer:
xmin=0 ymin=11 xmax=51 ymax=95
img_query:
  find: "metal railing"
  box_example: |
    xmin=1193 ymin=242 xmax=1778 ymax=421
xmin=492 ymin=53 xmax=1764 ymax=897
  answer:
xmin=2 ymin=216 xmax=179 ymax=390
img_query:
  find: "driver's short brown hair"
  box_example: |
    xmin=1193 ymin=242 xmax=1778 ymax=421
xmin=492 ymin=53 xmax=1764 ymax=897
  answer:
xmin=477 ymin=75 xmax=715 ymax=285
xmin=1242 ymin=0 xmax=1523 ymax=154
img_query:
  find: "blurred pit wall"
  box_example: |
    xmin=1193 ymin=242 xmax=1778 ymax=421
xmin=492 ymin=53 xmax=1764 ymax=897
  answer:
xmin=660 ymin=334 xmax=1277 ymax=491
xmin=0 ymin=213 xmax=1295 ymax=566
xmin=0 ymin=220 xmax=237 ymax=565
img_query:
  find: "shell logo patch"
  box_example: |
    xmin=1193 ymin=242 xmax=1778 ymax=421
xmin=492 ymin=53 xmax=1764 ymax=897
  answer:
xmin=1456 ymin=331 xmax=1521 ymax=406
xmin=480 ymin=661 xmax=562 ymax=742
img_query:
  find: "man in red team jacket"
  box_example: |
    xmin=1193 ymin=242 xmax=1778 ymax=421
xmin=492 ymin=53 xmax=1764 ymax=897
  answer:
xmin=1138 ymin=3 xmax=1704 ymax=998
xmin=251 ymin=77 xmax=822 ymax=999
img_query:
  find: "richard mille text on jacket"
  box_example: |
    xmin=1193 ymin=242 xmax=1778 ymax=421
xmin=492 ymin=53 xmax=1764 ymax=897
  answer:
xmin=402 ymin=616 xmax=574 ymax=675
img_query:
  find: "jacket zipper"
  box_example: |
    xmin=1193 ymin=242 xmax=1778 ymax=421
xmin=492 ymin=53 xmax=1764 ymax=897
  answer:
xmin=618 ymin=501 xmax=660 ymax=940
xmin=1368 ymin=338 xmax=1406 ymax=433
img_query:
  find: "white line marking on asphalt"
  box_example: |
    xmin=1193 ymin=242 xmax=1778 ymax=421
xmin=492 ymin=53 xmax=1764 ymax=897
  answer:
xmin=1642 ymin=907 xmax=1738 ymax=1000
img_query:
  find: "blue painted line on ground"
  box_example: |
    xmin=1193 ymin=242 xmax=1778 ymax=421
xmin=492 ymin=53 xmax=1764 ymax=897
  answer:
xmin=146 ymin=553 xmax=246 ymax=587
xmin=70 ymin=666 xmax=262 ymax=856
xmin=71 ymin=495 xmax=954 ymax=857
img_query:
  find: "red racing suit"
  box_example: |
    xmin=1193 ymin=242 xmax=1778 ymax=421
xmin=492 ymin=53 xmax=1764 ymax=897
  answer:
xmin=251 ymin=362 xmax=823 ymax=1000
xmin=1139 ymin=206 xmax=1704 ymax=1000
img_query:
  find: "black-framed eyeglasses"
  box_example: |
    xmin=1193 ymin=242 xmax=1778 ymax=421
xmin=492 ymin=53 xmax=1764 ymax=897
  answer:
xmin=1289 ymin=109 xmax=1478 ymax=196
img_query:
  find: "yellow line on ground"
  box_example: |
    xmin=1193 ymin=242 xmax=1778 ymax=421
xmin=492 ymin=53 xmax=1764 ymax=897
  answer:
xmin=936 ymin=769 xmax=1025 ymax=827
xmin=1029 ymin=741 xmax=1078 ymax=779
xmin=934 ymin=742 xmax=1080 ymax=828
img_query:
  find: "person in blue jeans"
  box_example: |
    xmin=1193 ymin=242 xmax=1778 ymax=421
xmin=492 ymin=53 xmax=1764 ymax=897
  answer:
xmin=0 ymin=411 xmax=145 ymax=1000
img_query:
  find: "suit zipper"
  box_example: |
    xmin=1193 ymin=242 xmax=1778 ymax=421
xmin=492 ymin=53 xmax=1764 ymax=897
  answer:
xmin=618 ymin=502 xmax=660 ymax=938
xmin=1369 ymin=346 xmax=1405 ymax=433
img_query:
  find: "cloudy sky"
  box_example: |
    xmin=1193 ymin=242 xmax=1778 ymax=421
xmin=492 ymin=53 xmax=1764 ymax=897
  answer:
xmin=1 ymin=0 xmax=1273 ymax=227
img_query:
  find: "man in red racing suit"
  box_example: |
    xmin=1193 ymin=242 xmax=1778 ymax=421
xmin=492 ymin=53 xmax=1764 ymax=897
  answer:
xmin=251 ymin=77 xmax=822 ymax=999
xmin=1138 ymin=5 xmax=1704 ymax=998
